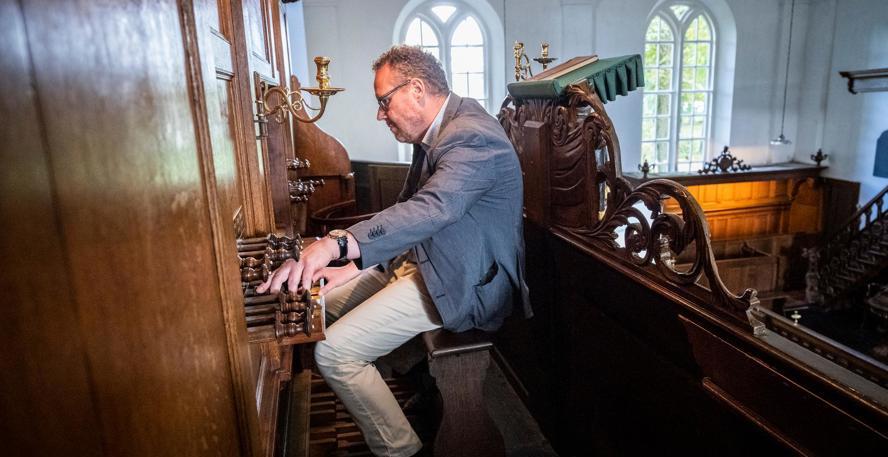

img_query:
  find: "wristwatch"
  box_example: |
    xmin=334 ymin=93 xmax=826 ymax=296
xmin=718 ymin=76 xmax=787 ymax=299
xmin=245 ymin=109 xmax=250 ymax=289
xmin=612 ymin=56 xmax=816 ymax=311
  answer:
xmin=327 ymin=229 xmax=349 ymax=261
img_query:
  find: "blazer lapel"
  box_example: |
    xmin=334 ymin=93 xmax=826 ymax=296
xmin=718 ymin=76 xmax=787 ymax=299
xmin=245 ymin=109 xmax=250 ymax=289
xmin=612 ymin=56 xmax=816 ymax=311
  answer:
xmin=423 ymin=93 xmax=463 ymax=174
xmin=398 ymin=143 xmax=426 ymax=203
xmin=436 ymin=92 xmax=462 ymax=142
xmin=406 ymin=93 xmax=464 ymax=196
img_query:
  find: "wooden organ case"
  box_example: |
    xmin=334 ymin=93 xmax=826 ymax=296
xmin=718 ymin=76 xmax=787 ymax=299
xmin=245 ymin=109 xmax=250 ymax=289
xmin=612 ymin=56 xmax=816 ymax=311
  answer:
xmin=1 ymin=1 xmax=338 ymax=456
xmin=497 ymin=56 xmax=888 ymax=455
xmin=194 ymin=0 xmax=332 ymax=454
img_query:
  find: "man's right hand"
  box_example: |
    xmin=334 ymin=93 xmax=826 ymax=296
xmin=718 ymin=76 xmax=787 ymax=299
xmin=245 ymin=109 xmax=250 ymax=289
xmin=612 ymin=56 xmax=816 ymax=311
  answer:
xmin=256 ymin=236 xmax=340 ymax=294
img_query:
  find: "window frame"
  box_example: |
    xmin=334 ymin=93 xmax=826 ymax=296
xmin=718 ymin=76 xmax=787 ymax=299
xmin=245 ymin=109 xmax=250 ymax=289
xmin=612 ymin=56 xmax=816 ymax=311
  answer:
xmin=404 ymin=13 xmax=445 ymax=68
xmin=444 ymin=11 xmax=489 ymax=109
xmin=400 ymin=4 xmax=491 ymax=110
xmin=397 ymin=2 xmax=492 ymax=161
xmin=641 ymin=2 xmax=718 ymax=173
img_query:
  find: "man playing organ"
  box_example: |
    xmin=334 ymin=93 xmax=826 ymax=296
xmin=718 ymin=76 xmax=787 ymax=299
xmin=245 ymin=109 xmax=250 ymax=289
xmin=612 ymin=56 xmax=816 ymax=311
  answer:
xmin=258 ymin=45 xmax=531 ymax=456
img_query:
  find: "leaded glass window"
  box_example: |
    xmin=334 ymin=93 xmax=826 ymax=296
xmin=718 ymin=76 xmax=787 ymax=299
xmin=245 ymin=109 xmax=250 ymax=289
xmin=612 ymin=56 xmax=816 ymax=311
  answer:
xmin=450 ymin=16 xmax=486 ymax=107
xmin=641 ymin=3 xmax=716 ymax=172
xmin=404 ymin=17 xmax=440 ymax=61
xmin=400 ymin=2 xmax=491 ymax=161
xmin=401 ymin=3 xmax=487 ymax=110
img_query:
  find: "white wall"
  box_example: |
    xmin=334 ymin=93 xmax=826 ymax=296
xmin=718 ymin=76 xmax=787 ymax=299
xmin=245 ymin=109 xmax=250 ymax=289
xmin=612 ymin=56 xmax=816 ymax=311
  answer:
xmin=292 ymin=0 xmax=888 ymax=203
xmin=285 ymin=1 xmax=311 ymax=86
xmin=295 ymin=0 xmax=509 ymax=163
xmin=297 ymin=0 xmax=407 ymax=163
xmin=801 ymin=0 xmax=888 ymax=205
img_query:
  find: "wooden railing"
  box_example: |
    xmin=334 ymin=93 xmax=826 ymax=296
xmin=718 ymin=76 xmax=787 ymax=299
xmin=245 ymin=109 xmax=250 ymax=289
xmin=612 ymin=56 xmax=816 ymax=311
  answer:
xmin=818 ymin=184 xmax=888 ymax=304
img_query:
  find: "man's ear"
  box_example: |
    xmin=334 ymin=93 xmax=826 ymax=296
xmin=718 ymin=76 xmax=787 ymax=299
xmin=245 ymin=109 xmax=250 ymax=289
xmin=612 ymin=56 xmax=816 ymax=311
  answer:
xmin=410 ymin=78 xmax=427 ymax=100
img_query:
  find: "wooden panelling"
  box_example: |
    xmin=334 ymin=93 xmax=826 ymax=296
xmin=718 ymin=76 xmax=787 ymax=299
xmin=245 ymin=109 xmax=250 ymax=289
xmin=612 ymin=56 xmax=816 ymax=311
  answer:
xmin=0 ymin=1 xmax=103 ymax=454
xmin=499 ymin=230 xmax=888 ymax=455
xmin=369 ymin=164 xmax=409 ymax=213
xmin=243 ymin=0 xmax=275 ymax=79
xmin=629 ymin=164 xmax=826 ymax=241
xmin=193 ymin=1 xmax=266 ymax=454
xmin=230 ymin=0 xmax=295 ymax=235
xmin=196 ymin=1 xmax=301 ymax=454
xmin=497 ymin=234 xmax=796 ymax=456
xmin=683 ymin=316 xmax=888 ymax=454
xmin=228 ymin=0 xmax=276 ymax=236
xmin=262 ymin=2 xmax=297 ymax=232
xmin=9 ymin=0 xmax=249 ymax=454
xmin=821 ymin=177 xmax=861 ymax=237
xmin=663 ymin=178 xmax=816 ymax=240
xmin=352 ymin=161 xmax=409 ymax=214
xmin=2 ymin=1 xmax=312 ymax=455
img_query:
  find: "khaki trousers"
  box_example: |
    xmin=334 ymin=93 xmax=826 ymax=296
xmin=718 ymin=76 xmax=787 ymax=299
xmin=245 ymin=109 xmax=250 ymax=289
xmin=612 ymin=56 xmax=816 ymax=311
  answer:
xmin=314 ymin=260 xmax=442 ymax=457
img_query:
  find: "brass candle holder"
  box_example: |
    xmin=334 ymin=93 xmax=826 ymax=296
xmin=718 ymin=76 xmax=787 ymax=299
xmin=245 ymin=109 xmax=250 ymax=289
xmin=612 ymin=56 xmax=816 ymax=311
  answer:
xmin=255 ymin=56 xmax=344 ymax=137
xmin=514 ymin=41 xmax=533 ymax=81
xmin=532 ymin=42 xmax=558 ymax=70
xmin=514 ymin=41 xmax=559 ymax=81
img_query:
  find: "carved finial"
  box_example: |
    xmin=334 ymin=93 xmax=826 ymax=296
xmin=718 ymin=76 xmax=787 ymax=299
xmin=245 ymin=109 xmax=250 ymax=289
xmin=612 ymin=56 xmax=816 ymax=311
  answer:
xmin=698 ymin=145 xmax=751 ymax=174
xmin=810 ymin=148 xmax=828 ymax=166
xmin=638 ymin=160 xmax=656 ymax=179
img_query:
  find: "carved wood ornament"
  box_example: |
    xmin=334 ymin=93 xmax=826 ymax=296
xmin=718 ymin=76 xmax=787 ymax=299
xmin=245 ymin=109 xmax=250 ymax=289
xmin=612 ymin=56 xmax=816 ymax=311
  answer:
xmin=499 ymin=82 xmax=760 ymax=328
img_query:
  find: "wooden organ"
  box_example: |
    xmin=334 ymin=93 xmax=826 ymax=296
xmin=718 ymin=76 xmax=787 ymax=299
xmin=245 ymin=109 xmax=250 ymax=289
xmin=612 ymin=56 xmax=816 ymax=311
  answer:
xmin=237 ymin=233 xmax=325 ymax=343
xmin=1 ymin=0 xmax=354 ymax=455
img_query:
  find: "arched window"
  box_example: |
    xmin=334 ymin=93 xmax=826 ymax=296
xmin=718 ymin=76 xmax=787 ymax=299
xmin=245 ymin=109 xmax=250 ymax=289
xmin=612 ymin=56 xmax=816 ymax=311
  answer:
xmin=394 ymin=0 xmax=503 ymax=161
xmin=641 ymin=3 xmax=716 ymax=172
xmin=401 ymin=3 xmax=489 ymax=110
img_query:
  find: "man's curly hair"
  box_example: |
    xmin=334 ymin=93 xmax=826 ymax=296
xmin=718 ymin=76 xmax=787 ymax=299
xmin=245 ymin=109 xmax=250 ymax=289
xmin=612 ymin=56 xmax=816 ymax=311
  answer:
xmin=372 ymin=45 xmax=449 ymax=96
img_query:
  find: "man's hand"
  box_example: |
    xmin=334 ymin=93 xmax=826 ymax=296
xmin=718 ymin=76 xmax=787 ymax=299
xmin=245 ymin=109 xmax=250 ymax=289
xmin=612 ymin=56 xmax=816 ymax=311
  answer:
xmin=313 ymin=262 xmax=362 ymax=296
xmin=256 ymin=237 xmax=340 ymax=294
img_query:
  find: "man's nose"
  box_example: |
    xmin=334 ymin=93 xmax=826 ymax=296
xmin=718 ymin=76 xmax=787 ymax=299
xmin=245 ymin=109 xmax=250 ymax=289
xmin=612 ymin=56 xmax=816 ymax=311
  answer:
xmin=376 ymin=108 xmax=386 ymax=121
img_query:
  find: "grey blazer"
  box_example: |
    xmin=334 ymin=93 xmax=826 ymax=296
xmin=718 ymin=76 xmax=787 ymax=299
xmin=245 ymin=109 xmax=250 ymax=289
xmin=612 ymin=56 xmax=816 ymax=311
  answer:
xmin=350 ymin=94 xmax=531 ymax=332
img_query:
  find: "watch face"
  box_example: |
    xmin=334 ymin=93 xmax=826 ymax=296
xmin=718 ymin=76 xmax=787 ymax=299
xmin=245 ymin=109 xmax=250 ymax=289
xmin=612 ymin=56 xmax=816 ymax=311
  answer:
xmin=328 ymin=229 xmax=348 ymax=239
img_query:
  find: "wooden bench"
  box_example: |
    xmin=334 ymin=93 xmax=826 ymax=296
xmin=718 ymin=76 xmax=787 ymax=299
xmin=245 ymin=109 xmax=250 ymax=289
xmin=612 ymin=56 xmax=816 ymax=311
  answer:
xmin=422 ymin=328 xmax=505 ymax=456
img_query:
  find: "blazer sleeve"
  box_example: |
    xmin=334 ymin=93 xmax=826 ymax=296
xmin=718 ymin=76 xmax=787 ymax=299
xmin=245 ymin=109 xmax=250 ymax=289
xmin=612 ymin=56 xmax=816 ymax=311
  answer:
xmin=349 ymin=133 xmax=496 ymax=268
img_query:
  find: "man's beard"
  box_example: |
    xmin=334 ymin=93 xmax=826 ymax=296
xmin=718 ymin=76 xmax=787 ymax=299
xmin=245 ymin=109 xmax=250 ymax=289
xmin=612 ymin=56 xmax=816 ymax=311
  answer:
xmin=387 ymin=111 xmax=424 ymax=143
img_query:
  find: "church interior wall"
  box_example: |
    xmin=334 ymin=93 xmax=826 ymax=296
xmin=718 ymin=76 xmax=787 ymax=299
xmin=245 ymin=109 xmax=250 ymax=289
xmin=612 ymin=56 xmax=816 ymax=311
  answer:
xmin=811 ymin=0 xmax=888 ymax=205
xmin=294 ymin=0 xmax=888 ymax=205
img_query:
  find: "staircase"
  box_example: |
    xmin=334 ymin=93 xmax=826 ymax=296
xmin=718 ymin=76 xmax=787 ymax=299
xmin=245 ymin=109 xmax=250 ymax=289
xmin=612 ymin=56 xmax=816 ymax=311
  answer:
xmin=816 ymin=185 xmax=888 ymax=307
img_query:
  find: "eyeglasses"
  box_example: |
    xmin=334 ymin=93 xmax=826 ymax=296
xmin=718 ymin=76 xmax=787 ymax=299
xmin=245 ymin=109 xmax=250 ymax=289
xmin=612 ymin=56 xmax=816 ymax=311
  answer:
xmin=376 ymin=79 xmax=412 ymax=112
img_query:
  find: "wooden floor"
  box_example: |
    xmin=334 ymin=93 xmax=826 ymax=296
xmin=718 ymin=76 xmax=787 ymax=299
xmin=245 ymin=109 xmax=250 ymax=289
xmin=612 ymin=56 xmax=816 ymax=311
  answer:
xmin=308 ymin=372 xmax=434 ymax=456
xmin=298 ymin=356 xmax=557 ymax=457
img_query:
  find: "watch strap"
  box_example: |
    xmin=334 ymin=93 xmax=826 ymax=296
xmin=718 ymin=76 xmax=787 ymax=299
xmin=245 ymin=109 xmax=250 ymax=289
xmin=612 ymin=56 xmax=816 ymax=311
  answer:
xmin=334 ymin=236 xmax=347 ymax=260
xmin=328 ymin=230 xmax=348 ymax=261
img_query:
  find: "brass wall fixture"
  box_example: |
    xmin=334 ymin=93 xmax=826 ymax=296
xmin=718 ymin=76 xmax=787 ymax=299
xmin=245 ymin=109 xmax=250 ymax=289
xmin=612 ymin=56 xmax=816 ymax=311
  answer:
xmin=514 ymin=41 xmax=559 ymax=81
xmin=514 ymin=42 xmax=532 ymax=81
xmin=533 ymin=42 xmax=557 ymax=71
xmin=255 ymin=56 xmax=344 ymax=138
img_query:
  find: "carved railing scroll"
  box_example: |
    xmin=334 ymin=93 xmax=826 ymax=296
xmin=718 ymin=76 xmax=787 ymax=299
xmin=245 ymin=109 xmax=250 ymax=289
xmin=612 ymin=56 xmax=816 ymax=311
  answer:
xmin=499 ymin=81 xmax=759 ymax=328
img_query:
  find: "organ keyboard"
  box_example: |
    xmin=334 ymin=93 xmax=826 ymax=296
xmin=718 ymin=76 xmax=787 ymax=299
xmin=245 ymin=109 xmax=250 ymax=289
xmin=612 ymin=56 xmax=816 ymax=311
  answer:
xmin=237 ymin=233 xmax=325 ymax=345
